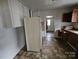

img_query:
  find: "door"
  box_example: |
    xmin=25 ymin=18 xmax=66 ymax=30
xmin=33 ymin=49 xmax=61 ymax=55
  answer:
xmin=24 ymin=17 xmax=42 ymax=52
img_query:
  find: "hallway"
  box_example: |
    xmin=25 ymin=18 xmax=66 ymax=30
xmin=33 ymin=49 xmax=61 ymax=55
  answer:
xmin=14 ymin=32 xmax=76 ymax=59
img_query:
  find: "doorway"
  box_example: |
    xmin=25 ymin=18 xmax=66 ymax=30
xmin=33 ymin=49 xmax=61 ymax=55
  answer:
xmin=46 ymin=16 xmax=55 ymax=32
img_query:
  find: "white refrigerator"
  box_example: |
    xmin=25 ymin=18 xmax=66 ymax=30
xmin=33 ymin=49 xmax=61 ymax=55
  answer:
xmin=24 ymin=17 xmax=42 ymax=52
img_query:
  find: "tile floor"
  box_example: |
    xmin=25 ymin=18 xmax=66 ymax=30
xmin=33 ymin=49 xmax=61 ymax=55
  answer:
xmin=14 ymin=32 xmax=77 ymax=59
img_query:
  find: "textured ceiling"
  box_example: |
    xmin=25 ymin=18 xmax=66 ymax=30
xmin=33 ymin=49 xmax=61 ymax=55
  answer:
xmin=19 ymin=0 xmax=78 ymax=10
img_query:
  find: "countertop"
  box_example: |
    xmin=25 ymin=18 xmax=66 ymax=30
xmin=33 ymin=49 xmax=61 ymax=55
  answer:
xmin=64 ymin=29 xmax=78 ymax=34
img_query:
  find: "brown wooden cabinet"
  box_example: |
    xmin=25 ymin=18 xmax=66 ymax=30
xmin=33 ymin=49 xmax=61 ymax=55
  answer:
xmin=64 ymin=30 xmax=78 ymax=51
xmin=62 ymin=8 xmax=78 ymax=22
xmin=62 ymin=12 xmax=72 ymax=22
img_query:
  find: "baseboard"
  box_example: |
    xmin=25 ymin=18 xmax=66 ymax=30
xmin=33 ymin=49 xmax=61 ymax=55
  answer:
xmin=13 ymin=45 xmax=26 ymax=59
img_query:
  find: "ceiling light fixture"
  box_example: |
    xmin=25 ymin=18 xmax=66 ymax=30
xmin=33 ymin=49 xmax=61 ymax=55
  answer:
xmin=52 ymin=0 xmax=56 ymax=2
xmin=46 ymin=16 xmax=53 ymax=18
xmin=52 ymin=0 xmax=55 ymax=1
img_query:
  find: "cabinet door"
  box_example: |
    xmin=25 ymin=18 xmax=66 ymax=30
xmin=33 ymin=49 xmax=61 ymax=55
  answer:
xmin=72 ymin=9 xmax=78 ymax=22
xmin=0 ymin=0 xmax=12 ymax=28
xmin=67 ymin=32 xmax=78 ymax=50
xmin=62 ymin=12 xmax=72 ymax=22
xmin=8 ymin=0 xmax=23 ymax=27
xmin=62 ymin=13 xmax=67 ymax=22
xmin=0 ymin=0 xmax=4 ymax=28
xmin=23 ymin=6 xmax=29 ymax=17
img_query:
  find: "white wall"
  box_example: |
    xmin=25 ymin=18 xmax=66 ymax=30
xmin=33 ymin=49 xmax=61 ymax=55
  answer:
xmin=0 ymin=27 xmax=25 ymax=59
xmin=32 ymin=8 xmax=72 ymax=31
xmin=0 ymin=1 xmax=29 ymax=59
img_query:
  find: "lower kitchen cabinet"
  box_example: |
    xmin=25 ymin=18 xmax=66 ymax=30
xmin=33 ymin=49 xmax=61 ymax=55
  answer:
xmin=64 ymin=30 xmax=78 ymax=51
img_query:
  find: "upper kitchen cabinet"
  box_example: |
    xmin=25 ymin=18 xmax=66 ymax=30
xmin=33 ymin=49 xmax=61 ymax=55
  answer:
xmin=62 ymin=8 xmax=78 ymax=23
xmin=0 ymin=0 xmax=12 ymax=28
xmin=62 ymin=12 xmax=72 ymax=22
xmin=23 ymin=5 xmax=29 ymax=17
xmin=0 ymin=0 xmax=26 ymax=28
xmin=72 ymin=8 xmax=78 ymax=22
